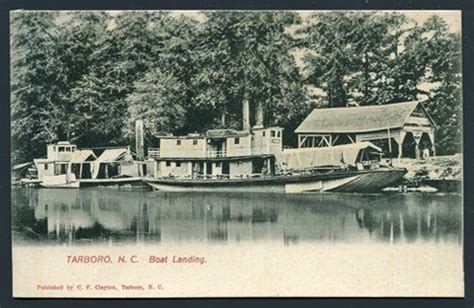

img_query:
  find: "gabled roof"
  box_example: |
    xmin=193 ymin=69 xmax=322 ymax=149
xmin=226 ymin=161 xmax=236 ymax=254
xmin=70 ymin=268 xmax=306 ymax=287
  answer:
xmin=92 ymin=148 xmax=132 ymax=179
xmin=95 ymin=148 xmax=130 ymax=162
xmin=295 ymin=101 xmax=436 ymax=134
xmin=70 ymin=150 xmax=97 ymax=163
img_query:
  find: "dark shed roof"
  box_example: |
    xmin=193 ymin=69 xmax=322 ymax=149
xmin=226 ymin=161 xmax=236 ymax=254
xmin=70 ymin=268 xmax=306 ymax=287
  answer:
xmin=295 ymin=101 xmax=435 ymax=134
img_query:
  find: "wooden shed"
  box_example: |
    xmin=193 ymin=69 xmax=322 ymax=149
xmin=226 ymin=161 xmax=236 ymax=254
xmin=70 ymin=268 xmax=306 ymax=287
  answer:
xmin=295 ymin=101 xmax=437 ymax=159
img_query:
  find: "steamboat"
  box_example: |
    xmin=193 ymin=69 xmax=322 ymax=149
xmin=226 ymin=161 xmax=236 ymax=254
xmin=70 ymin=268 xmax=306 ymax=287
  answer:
xmin=142 ymin=127 xmax=406 ymax=193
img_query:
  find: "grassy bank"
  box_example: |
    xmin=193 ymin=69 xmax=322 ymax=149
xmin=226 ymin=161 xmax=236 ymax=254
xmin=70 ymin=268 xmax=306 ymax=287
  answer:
xmin=392 ymin=154 xmax=462 ymax=186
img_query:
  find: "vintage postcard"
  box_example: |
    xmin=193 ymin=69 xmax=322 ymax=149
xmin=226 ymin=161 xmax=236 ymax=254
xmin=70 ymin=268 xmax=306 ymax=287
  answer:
xmin=11 ymin=10 xmax=463 ymax=297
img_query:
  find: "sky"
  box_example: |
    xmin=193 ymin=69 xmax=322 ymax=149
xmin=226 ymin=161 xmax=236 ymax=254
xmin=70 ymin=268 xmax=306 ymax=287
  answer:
xmin=168 ymin=10 xmax=461 ymax=33
xmin=21 ymin=9 xmax=459 ymax=35
xmin=72 ymin=10 xmax=461 ymax=34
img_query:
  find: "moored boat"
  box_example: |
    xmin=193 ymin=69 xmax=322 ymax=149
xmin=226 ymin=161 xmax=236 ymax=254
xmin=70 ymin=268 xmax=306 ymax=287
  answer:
xmin=144 ymin=167 xmax=407 ymax=193
xmin=422 ymin=179 xmax=462 ymax=193
xmin=29 ymin=141 xmax=149 ymax=189
xmin=143 ymin=125 xmax=407 ymax=193
xmin=40 ymin=174 xmax=80 ymax=188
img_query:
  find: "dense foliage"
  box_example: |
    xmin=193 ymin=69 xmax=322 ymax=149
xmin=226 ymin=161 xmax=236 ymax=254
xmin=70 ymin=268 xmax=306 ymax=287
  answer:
xmin=11 ymin=11 xmax=462 ymax=164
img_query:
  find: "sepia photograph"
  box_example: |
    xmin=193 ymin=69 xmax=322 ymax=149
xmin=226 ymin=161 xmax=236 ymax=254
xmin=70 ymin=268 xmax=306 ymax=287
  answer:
xmin=10 ymin=9 xmax=463 ymax=297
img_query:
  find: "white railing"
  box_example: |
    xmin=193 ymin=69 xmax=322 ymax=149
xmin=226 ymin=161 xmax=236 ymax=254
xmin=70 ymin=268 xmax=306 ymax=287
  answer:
xmin=148 ymin=144 xmax=287 ymax=159
xmin=206 ymin=150 xmax=227 ymax=158
xmin=148 ymin=148 xmax=160 ymax=158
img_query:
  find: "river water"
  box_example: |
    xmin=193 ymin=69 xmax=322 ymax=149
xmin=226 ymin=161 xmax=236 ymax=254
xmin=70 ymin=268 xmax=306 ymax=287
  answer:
xmin=12 ymin=188 xmax=462 ymax=246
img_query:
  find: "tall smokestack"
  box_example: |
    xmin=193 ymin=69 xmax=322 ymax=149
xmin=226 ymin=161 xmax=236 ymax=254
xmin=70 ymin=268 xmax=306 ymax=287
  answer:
xmin=242 ymin=95 xmax=250 ymax=131
xmin=135 ymin=119 xmax=144 ymax=161
xmin=221 ymin=105 xmax=227 ymax=127
xmin=255 ymin=101 xmax=264 ymax=128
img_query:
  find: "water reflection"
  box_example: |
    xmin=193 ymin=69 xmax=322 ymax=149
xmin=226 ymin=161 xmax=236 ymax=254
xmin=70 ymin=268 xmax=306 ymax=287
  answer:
xmin=12 ymin=188 xmax=462 ymax=246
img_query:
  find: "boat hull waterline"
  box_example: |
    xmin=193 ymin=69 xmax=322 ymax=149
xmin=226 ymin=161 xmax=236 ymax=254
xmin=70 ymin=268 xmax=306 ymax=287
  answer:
xmin=39 ymin=177 xmax=146 ymax=189
xmin=144 ymin=168 xmax=407 ymax=193
xmin=40 ymin=181 xmax=80 ymax=188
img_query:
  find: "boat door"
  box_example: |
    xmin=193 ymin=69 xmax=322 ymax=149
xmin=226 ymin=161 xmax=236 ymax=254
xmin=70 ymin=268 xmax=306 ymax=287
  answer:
xmin=206 ymin=162 xmax=212 ymax=175
xmin=222 ymin=161 xmax=230 ymax=175
xmin=269 ymin=157 xmax=276 ymax=175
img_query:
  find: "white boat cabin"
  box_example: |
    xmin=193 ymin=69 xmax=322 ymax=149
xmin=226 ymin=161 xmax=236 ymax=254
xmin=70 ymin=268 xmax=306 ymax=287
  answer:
xmin=34 ymin=142 xmax=80 ymax=181
xmin=147 ymin=127 xmax=284 ymax=179
xmin=34 ymin=142 xmax=145 ymax=181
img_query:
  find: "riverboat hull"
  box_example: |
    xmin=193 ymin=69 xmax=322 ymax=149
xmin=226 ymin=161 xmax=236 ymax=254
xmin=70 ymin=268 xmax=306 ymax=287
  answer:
xmin=36 ymin=177 xmax=149 ymax=189
xmin=79 ymin=177 xmax=149 ymax=190
xmin=40 ymin=181 xmax=80 ymax=188
xmin=144 ymin=168 xmax=407 ymax=193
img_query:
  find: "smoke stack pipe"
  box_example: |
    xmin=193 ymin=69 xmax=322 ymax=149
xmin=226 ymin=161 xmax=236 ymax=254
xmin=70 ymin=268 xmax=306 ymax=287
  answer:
xmin=242 ymin=95 xmax=250 ymax=131
xmin=221 ymin=105 xmax=227 ymax=127
xmin=255 ymin=101 xmax=264 ymax=128
xmin=135 ymin=119 xmax=144 ymax=161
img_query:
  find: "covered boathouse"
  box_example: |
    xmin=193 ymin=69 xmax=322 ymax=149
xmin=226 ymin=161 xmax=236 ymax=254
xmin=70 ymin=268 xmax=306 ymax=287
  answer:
xmin=294 ymin=101 xmax=437 ymax=159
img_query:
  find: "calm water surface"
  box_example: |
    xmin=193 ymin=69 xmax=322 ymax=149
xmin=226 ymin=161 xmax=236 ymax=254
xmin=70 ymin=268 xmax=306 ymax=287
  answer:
xmin=12 ymin=188 xmax=462 ymax=246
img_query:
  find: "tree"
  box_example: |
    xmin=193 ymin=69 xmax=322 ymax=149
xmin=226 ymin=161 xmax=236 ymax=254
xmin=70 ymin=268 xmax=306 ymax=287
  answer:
xmin=299 ymin=12 xmax=461 ymax=154
xmin=11 ymin=11 xmax=62 ymax=163
xmin=412 ymin=16 xmax=462 ymax=154
xmin=190 ymin=11 xmax=308 ymax=132
xmin=122 ymin=13 xmax=200 ymax=142
xmin=299 ymin=12 xmax=416 ymax=107
xmin=67 ymin=11 xmax=182 ymax=148
xmin=126 ymin=70 xmax=187 ymax=141
xmin=298 ymin=12 xmax=359 ymax=107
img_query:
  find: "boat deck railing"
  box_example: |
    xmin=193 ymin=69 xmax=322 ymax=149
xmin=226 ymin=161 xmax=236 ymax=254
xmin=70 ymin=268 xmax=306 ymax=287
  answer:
xmin=206 ymin=150 xmax=227 ymax=158
xmin=159 ymin=173 xmax=267 ymax=180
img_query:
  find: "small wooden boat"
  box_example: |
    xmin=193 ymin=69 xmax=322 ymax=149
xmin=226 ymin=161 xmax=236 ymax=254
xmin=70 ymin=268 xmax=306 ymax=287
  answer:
xmin=422 ymin=179 xmax=462 ymax=193
xmin=144 ymin=168 xmax=407 ymax=193
xmin=39 ymin=174 xmax=79 ymax=189
xmin=19 ymin=178 xmax=42 ymax=187
xmin=40 ymin=181 xmax=80 ymax=188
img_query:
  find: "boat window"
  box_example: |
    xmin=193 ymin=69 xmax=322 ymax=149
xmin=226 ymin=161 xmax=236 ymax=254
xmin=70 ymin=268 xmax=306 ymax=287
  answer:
xmin=176 ymin=162 xmax=181 ymax=167
xmin=65 ymin=147 xmax=71 ymax=152
xmin=216 ymin=162 xmax=221 ymax=167
xmin=58 ymin=147 xmax=65 ymax=152
xmin=193 ymin=140 xmax=198 ymax=145
xmin=177 ymin=140 xmax=181 ymax=146
xmin=263 ymin=131 xmax=265 ymax=137
xmin=234 ymin=137 xmax=240 ymax=144
xmin=277 ymin=131 xmax=281 ymax=138
xmin=53 ymin=146 xmax=56 ymax=151
xmin=271 ymin=130 xmax=276 ymax=137
xmin=166 ymin=161 xmax=171 ymax=167
xmin=44 ymin=164 xmax=48 ymax=170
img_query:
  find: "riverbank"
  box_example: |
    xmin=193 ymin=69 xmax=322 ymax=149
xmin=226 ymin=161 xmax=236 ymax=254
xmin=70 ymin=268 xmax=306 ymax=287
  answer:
xmin=390 ymin=154 xmax=462 ymax=192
